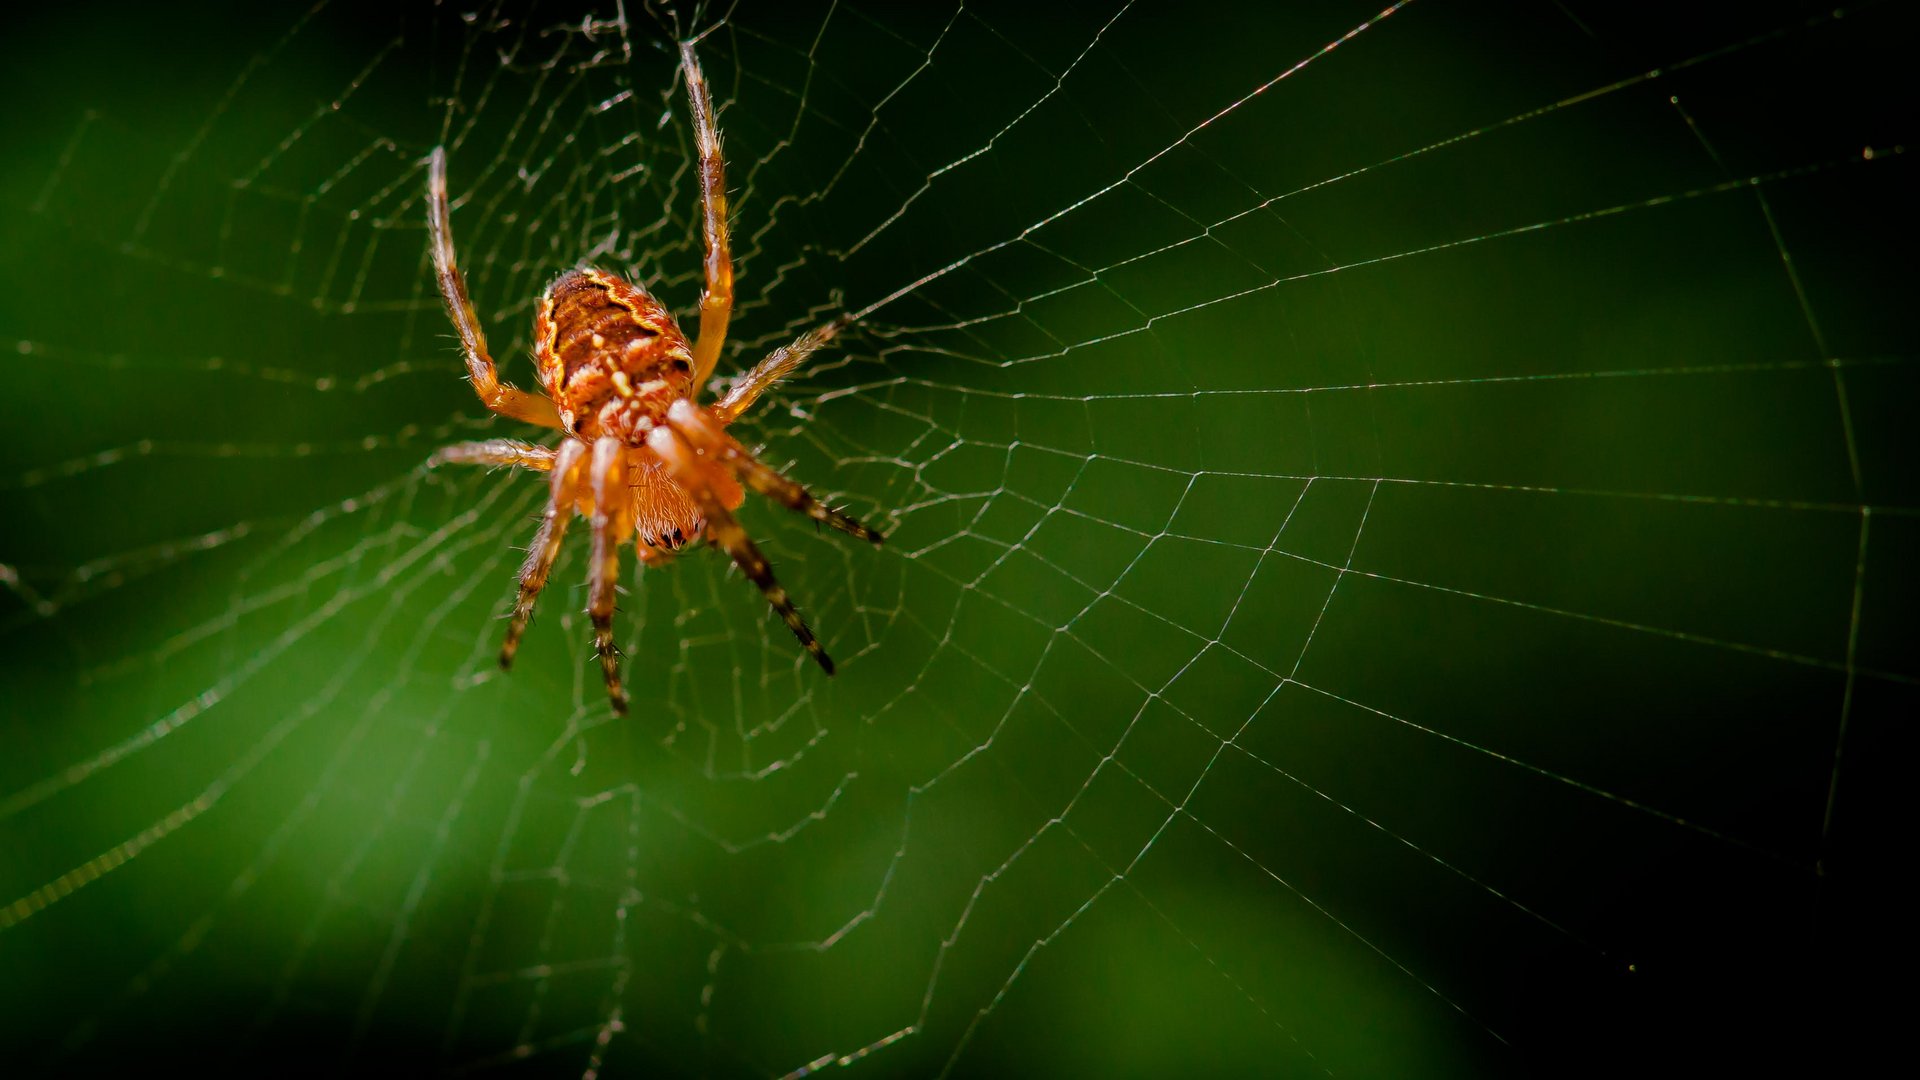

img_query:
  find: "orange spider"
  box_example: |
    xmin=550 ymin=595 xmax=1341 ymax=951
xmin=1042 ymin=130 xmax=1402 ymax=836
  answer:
xmin=425 ymin=41 xmax=882 ymax=716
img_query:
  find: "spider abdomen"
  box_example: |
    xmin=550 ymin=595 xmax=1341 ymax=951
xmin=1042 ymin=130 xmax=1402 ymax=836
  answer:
xmin=534 ymin=268 xmax=696 ymax=442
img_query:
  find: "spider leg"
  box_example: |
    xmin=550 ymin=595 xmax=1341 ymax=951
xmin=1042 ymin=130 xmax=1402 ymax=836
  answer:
xmin=680 ymin=41 xmax=734 ymax=391
xmin=666 ymin=399 xmax=884 ymax=545
xmin=647 ymin=425 xmax=836 ymax=675
xmin=711 ymin=315 xmax=851 ymax=423
xmin=428 ymin=439 xmax=556 ymax=472
xmin=587 ymin=437 xmax=634 ymax=716
xmin=427 ymin=146 xmax=562 ymax=430
xmin=502 ymin=440 xmax=589 ymax=670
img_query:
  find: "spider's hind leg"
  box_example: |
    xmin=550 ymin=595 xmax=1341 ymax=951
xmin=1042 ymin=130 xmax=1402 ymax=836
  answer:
xmin=502 ymin=440 xmax=588 ymax=670
xmin=428 ymin=439 xmax=556 ymax=472
xmin=711 ymin=315 xmax=850 ymax=423
xmin=680 ymin=40 xmax=734 ymax=391
xmin=426 ymin=147 xmax=562 ymax=430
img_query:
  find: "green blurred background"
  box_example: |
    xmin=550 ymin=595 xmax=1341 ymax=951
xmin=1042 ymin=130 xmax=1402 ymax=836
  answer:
xmin=1 ymin=0 xmax=1913 ymax=1075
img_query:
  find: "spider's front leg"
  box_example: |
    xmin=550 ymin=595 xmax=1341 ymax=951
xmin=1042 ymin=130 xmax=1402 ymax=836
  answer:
xmin=647 ymin=423 xmax=837 ymax=674
xmin=665 ymin=400 xmax=883 ymax=545
xmin=587 ymin=437 xmax=634 ymax=715
xmin=502 ymin=441 xmax=589 ymax=670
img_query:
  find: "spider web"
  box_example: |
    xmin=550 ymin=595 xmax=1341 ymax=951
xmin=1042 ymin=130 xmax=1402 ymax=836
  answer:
xmin=2 ymin=0 xmax=1913 ymax=1074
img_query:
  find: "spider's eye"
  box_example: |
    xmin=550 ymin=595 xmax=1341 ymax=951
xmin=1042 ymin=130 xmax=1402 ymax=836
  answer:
xmin=671 ymin=358 xmax=692 ymax=373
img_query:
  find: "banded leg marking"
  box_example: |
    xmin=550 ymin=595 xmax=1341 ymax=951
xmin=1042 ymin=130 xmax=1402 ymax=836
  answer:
xmin=647 ymin=425 xmax=835 ymax=674
xmin=667 ymin=400 xmax=882 ymax=545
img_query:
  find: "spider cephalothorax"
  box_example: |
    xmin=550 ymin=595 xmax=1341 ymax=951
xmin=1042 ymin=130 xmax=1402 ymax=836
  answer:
xmin=425 ymin=39 xmax=882 ymax=715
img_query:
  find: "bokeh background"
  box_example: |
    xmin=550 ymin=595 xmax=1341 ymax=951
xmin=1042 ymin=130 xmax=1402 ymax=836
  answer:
xmin=2 ymin=1 xmax=1913 ymax=1075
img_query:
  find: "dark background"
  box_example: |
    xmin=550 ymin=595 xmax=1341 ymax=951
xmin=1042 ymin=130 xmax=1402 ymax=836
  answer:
xmin=1 ymin=1 xmax=1913 ymax=1075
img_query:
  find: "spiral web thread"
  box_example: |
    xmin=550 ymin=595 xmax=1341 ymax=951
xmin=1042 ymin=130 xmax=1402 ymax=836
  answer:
xmin=1 ymin=1 xmax=1912 ymax=1074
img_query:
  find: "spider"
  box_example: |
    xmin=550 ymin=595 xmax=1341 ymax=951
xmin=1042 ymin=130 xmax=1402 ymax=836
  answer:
xmin=424 ymin=40 xmax=882 ymax=716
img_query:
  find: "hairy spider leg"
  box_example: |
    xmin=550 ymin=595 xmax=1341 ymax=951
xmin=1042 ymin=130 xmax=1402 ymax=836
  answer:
xmin=427 ymin=146 xmax=562 ymax=430
xmin=712 ymin=315 xmax=852 ymax=423
xmin=428 ymin=439 xmax=557 ymax=472
xmin=666 ymin=400 xmax=883 ymax=544
xmin=647 ymin=425 xmax=835 ymax=674
xmin=680 ymin=40 xmax=733 ymax=392
xmin=588 ymin=436 xmax=634 ymax=715
xmin=502 ymin=440 xmax=589 ymax=669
